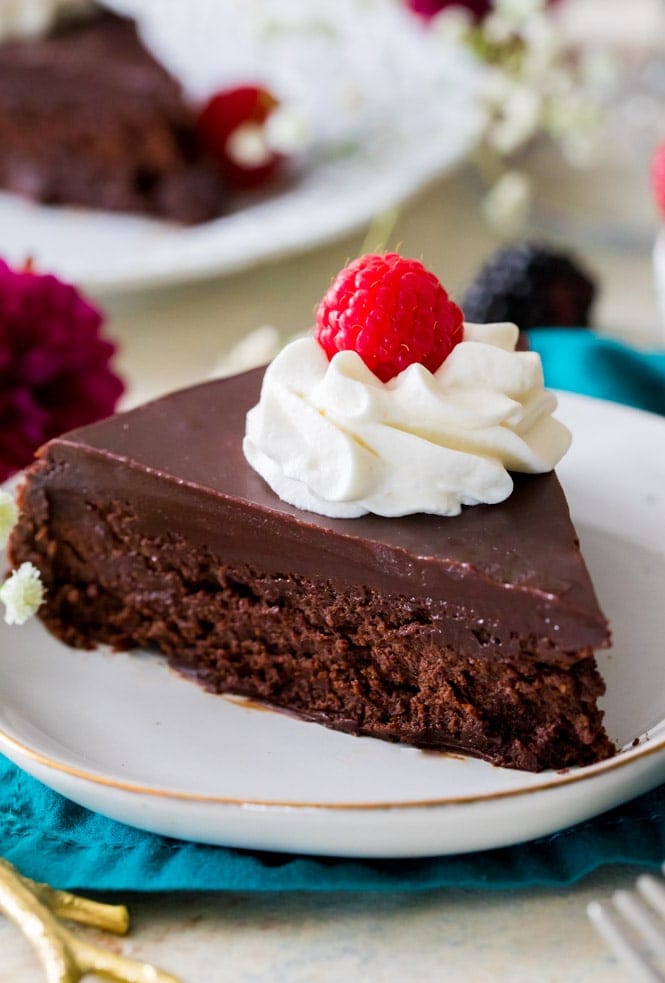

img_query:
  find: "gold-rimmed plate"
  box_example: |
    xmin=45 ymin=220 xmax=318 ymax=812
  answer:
xmin=1 ymin=392 xmax=664 ymax=857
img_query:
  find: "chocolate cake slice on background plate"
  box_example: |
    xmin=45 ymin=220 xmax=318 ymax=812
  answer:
xmin=0 ymin=5 xmax=227 ymax=222
xmin=7 ymin=254 xmax=613 ymax=773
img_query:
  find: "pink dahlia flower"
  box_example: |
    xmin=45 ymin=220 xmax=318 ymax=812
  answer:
xmin=0 ymin=260 xmax=124 ymax=482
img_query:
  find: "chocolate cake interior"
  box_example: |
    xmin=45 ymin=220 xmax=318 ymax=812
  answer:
xmin=9 ymin=368 xmax=613 ymax=772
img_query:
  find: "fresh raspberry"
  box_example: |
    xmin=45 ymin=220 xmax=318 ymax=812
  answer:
xmin=651 ymin=143 xmax=665 ymax=217
xmin=197 ymin=85 xmax=280 ymax=189
xmin=315 ymin=253 xmax=464 ymax=382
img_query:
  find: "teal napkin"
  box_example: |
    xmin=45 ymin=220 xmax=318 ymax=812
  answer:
xmin=2 ymin=753 xmax=665 ymax=892
xmin=529 ymin=328 xmax=665 ymax=414
xmin=2 ymin=328 xmax=664 ymax=893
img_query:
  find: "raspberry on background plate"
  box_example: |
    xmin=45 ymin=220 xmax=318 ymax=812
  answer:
xmin=197 ymin=86 xmax=281 ymax=189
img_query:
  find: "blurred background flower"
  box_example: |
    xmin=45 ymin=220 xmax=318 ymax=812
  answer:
xmin=405 ymin=0 xmax=619 ymax=235
xmin=0 ymin=260 xmax=124 ymax=482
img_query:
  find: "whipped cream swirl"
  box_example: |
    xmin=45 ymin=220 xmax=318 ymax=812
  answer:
xmin=243 ymin=323 xmax=571 ymax=518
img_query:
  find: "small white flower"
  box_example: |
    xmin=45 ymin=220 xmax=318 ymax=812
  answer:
xmin=0 ymin=491 xmax=18 ymax=550
xmin=482 ymin=12 xmax=516 ymax=46
xmin=545 ymin=92 xmax=603 ymax=166
xmin=0 ymin=0 xmax=93 ymax=41
xmin=482 ymin=171 xmax=532 ymax=237
xmin=487 ymin=85 xmax=542 ymax=155
xmin=211 ymin=326 xmax=283 ymax=380
xmin=264 ymin=106 xmax=311 ymax=155
xmin=431 ymin=7 xmax=474 ymax=46
xmin=494 ymin=0 xmax=547 ymax=26
xmin=0 ymin=0 xmax=52 ymax=40
xmin=0 ymin=562 xmax=45 ymax=626
xmin=520 ymin=16 xmax=559 ymax=78
xmin=225 ymin=122 xmax=273 ymax=169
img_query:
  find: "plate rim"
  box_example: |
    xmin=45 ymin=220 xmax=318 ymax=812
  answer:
xmin=0 ymin=720 xmax=663 ymax=812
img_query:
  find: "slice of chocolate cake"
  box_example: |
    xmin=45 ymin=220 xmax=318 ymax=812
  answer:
xmin=0 ymin=9 xmax=226 ymax=222
xmin=8 ymin=366 xmax=613 ymax=772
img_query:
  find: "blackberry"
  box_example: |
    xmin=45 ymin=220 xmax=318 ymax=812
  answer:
xmin=462 ymin=242 xmax=596 ymax=330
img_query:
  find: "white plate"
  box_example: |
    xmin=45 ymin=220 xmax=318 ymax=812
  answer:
xmin=1 ymin=391 xmax=665 ymax=858
xmin=0 ymin=6 xmax=481 ymax=294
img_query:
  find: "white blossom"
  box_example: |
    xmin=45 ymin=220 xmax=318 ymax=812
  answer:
xmin=225 ymin=122 xmax=273 ymax=169
xmin=211 ymin=326 xmax=283 ymax=379
xmin=430 ymin=7 xmax=474 ymax=46
xmin=0 ymin=562 xmax=45 ymax=626
xmin=482 ymin=171 xmax=532 ymax=236
xmin=487 ymin=85 xmax=542 ymax=155
xmin=436 ymin=0 xmax=614 ymax=232
xmin=264 ymin=106 xmax=311 ymax=155
xmin=494 ymin=0 xmax=548 ymax=27
xmin=0 ymin=0 xmax=93 ymax=41
xmin=545 ymin=92 xmax=603 ymax=166
xmin=482 ymin=12 xmax=516 ymax=45
xmin=520 ymin=16 xmax=559 ymax=79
